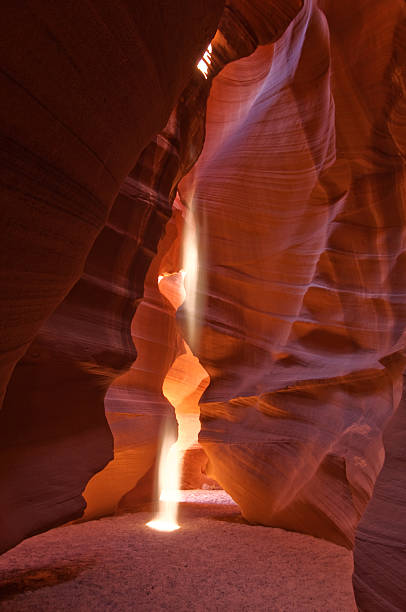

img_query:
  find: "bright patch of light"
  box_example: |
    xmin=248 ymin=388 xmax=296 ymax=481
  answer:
xmin=183 ymin=207 xmax=199 ymax=348
xmin=197 ymin=43 xmax=213 ymax=79
xmin=146 ymin=425 xmax=182 ymax=533
xmin=146 ymin=519 xmax=180 ymax=532
xmin=159 ymin=489 xmax=181 ymax=502
xmin=158 ymin=272 xmax=173 ymax=285
xmin=148 ymin=218 xmax=206 ymax=533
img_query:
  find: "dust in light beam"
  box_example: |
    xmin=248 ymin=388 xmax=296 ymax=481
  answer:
xmin=146 ymin=419 xmax=182 ymax=533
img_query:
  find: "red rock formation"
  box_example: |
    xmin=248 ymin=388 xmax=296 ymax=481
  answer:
xmin=77 ymin=82 xmax=215 ymax=520
xmin=179 ymin=0 xmax=406 ymax=553
xmin=82 ymin=205 xmax=213 ymax=518
xmin=353 ymin=375 xmax=406 ymax=611
xmin=0 ymin=0 xmax=223 ymax=409
xmin=80 ymin=212 xmax=184 ymax=521
xmin=0 ymin=0 xmax=224 ymax=553
xmin=80 ymin=0 xmax=305 ymax=521
xmin=1 ymin=1 xmax=405 ymax=609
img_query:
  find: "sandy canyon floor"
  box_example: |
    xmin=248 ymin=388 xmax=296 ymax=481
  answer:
xmin=0 ymin=491 xmax=356 ymax=611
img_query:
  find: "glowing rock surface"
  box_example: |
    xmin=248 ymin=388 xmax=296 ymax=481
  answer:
xmin=0 ymin=1 xmax=405 ymax=610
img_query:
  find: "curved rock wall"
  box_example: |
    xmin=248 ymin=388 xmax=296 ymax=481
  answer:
xmin=81 ymin=208 xmax=185 ymax=520
xmin=353 ymin=374 xmax=406 ymax=611
xmin=78 ymin=71 xmax=217 ymax=520
xmin=78 ymin=0 xmax=305 ymax=520
xmin=1 ymin=1 xmax=405 ymax=608
xmin=179 ymin=0 xmax=406 ymax=553
xmin=0 ymin=0 xmax=224 ymax=553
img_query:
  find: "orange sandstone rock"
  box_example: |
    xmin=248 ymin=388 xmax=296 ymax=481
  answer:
xmin=179 ymin=0 xmax=406 ymax=554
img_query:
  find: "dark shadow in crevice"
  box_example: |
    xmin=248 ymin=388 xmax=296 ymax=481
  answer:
xmin=0 ymin=561 xmax=93 ymax=601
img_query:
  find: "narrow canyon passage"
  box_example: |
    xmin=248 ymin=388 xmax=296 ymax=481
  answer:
xmin=0 ymin=219 xmax=355 ymax=612
xmin=1 ymin=1 xmax=406 ymax=611
xmin=147 ymin=265 xmax=212 ymax=532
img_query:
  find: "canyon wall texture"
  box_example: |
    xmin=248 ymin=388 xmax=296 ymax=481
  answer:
xmin=178 ymin=0 xmax=406 ymax=601
xmin=81 ymin=0 xmax=304 ymax=520
xmin=353 ymin=375 xmax=406 ymax=611
xmin=0 ymin=0 xmax=224 ymax=553
xmin=1 ymin=0 xmax=405 ymax=610
xmin=0 ymin=0 xmax=224 ymax=410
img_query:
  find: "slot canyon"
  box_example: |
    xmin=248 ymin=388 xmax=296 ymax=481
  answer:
xmin=0 ymin=1 xmax=405 ymax=610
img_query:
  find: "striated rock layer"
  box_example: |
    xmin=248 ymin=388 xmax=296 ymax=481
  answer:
xmin=79 ymin=79 xmax=216 ymax=520
xmin=0 ymin=0 xmax=305 ymax=552
xmin=1 ymin=1 xmax=405 ymax=608
xmin=0 ymin=0 xmax=224 ymax=553
xmin=353 ymin=375 xmax=406 ymax=612
xmin=80 ymin=0 xmax=305 ymax=520
xmin=179 ymin=0 xmax=406 ymax=560
xmin=0 ymin=0 xmax=224 ymax=411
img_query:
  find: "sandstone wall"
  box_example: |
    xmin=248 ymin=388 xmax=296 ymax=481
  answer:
xmin=0 ymin=0 xmax=224 ymax=553
xmin=180 ymin=0 xmax=406 ymax=554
